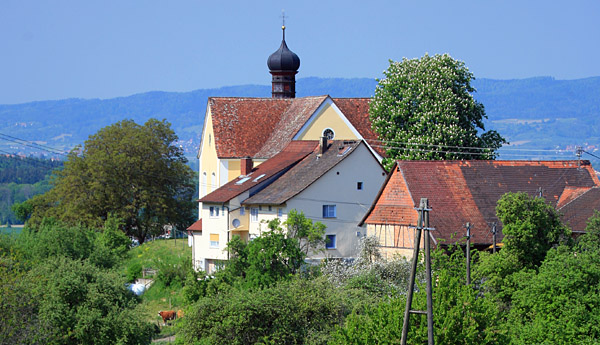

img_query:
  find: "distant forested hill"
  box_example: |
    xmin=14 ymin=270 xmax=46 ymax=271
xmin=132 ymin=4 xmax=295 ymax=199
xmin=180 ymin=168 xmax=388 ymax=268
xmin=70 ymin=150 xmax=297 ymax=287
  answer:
xmin=0 ymin=156 xmax=62 ymax=224
xmin=0 ymin=76 xmax=598 ymax=164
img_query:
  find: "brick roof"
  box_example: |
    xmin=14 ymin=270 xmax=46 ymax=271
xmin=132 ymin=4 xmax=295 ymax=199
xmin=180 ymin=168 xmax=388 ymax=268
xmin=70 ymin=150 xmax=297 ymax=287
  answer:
xmin=199 ymin=141 xmax=318 ymax=203
xmin=559 ymin=187 xmax=600 ymax=233
xmin=254 ymin=96 xmax=327 ymax=158
xmin=243 ymin=140 xmax=367 ymax=205
xmin=362 ymin=160 xmax=599 ymax=245
xmin=209 ymin=97 xmax=291 ymax=159
xmin=208 ymin=96 xmax=379 ymax=159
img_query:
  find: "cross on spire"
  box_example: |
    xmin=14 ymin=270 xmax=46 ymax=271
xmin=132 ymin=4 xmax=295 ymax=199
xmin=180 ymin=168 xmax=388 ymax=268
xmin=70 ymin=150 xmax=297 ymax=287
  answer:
xmin=280 ymin=9 xmax=287 ymax=39
xmin=281 ymin=9 xmax=287 ymax=28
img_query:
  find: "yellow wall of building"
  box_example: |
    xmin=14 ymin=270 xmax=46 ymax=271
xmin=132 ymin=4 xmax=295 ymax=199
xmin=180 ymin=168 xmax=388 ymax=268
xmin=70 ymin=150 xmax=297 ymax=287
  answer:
xmin=297 ymin=103 xmax=358 ymax=140
xmin=200 ymin=110 xmax=219 ymax=195
xmin=228 ymin=160 xmax=240 ymax=181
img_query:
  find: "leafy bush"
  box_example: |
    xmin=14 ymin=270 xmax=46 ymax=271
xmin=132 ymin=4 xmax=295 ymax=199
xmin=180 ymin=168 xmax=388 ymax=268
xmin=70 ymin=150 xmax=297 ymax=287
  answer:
xmin=154 ymin=253 xmax=191 ymax=288
xmin=29 ymin=256 xmax=155 ymax=345
xmin=331 ymin=248 xmax=505 ymax=345
xmin=18 ymin=218 xmax=95 ymax=262
xmin=178 ymin=277 xmax=362 ymax=345
xmin=126 ymin=261 xmax=143 ymax=283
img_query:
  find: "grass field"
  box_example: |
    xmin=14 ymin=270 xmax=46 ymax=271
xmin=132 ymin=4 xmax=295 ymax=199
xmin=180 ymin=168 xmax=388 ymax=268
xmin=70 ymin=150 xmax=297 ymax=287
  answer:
xmin=120 ymin=238 xmax=192 ymax=333
xmin=0 ymin=225 xmax=24 ymax=235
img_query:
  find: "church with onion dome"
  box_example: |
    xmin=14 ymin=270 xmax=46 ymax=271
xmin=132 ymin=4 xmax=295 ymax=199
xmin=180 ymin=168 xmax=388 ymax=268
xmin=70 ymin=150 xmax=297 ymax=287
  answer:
xmin=188 ymin=24 xmax=384 ymax=273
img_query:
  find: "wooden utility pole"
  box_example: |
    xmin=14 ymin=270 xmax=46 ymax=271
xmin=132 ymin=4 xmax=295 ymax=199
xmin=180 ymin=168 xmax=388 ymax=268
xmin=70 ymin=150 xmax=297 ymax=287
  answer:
xmin=401 ymin=198 xmax=434 ymax=345
xmin=491 ymin=222 xmax=497 ymax=254
xmin=465 ymin=222 xmax=471 ymax=285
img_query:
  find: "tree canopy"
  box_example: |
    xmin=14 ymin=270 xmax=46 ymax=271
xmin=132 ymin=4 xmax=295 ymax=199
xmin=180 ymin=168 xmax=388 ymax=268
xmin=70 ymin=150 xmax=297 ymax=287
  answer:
xmin=25 ymin=119 xmax=195 ymax=242
xmin=369 ymin=54 xmax=506 ymax=167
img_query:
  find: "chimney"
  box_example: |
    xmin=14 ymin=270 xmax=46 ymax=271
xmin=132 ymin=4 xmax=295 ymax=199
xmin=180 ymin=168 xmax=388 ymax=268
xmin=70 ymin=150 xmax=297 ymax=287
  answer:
xmin=241 ymin=157 xmax=253 ymax=176
xmin=319 ymin=136 xmax=328 ymax=155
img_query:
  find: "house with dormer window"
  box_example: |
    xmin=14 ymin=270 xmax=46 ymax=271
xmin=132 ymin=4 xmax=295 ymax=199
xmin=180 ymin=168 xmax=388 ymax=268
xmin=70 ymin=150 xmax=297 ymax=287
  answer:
xmin=193 ymin=139 xmax=385 ymax=273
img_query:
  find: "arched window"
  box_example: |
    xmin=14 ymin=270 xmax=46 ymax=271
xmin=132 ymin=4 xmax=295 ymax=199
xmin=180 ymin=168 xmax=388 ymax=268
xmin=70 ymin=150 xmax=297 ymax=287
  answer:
xmin=202 ymin=172 xmax=207 ymax=197
xmin=211 ymin=172 xmax=217 ymax=192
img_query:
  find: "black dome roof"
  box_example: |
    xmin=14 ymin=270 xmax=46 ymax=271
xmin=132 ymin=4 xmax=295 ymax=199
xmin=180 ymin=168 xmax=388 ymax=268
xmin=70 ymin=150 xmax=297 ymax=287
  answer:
xmin=267 ymin=28 xmax=300 ymax=72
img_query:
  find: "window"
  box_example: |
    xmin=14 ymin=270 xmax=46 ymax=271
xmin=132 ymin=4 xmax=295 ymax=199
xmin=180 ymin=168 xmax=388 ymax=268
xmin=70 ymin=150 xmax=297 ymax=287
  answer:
xmin=211 ymin=172 xmax=217 ymax=191
xmin=322 ymin=205 xmax=337 ymax=218
xmin=322 ymin=128 xmax=335 ymax=140
xmin=240 ymin=207 xmax=245 ymax=215
xmin=210 ymin=234 xmax=219 ymax=248
xmin=215 ymin=207 xmax=219 ymax=217
xmin=357 ymin=182 xmax=363 ymax=190
xmin=277 ymin=208 xmax=283 ymax=218
xmin=325 ymin=234 xmax=336 ymax=249
xmin=209 ymin=206 xmax=215 ymax=217
xmin=268 ymin=206 xmax=272 ymax=212
xmin=251 ymin=208 xmax=259 ymax=222
xmin=202 ymin=172 xmax=207 ymax=197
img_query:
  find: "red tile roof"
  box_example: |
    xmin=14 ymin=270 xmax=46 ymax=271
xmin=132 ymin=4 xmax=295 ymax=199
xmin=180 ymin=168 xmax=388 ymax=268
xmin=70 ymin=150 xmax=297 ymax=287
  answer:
xmin=362 ymin=160 xmax=599 ymax=245
xmin=208 ymin=96 xmax=380 ymax=159
xmin=199 ymin=141 xmax=318 ymax=203
xmin=243 ymin=140 xmax=373 ymax=205
xmin=254 ymin=96 xmax=327 ymax=158
xmin=187 ymin=219 xmax=202 ymax=231
xmin=559 ymin=187 xmax=600 ymax=233
xmin=209 ymin=97 xmax=291 ymax=159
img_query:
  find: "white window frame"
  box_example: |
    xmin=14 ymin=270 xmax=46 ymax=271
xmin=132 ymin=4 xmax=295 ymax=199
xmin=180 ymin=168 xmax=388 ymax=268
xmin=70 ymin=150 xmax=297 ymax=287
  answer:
xmin=251 ymin=208 xmax=259 ymax=222
xmin=209 ymin=234 xmax=219 ymax=248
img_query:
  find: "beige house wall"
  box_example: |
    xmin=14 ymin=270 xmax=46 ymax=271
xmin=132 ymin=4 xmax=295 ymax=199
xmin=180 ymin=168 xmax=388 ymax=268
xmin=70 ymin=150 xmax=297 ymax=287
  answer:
xmin=365 ymin=223 xmax=426 ymax=261
xmin=285 ymin=143 xmax=385 ymax=259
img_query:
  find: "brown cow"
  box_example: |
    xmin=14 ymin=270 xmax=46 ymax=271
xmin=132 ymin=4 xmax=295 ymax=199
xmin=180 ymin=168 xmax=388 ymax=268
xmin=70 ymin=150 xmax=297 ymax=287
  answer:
xmin=158 ymin=310 xmax=176 ymax=325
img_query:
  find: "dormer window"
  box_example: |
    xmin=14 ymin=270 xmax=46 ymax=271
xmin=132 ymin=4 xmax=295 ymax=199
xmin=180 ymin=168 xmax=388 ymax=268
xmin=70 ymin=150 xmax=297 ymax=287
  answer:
xmin=253 ymin=174 xmax=266 ymax=182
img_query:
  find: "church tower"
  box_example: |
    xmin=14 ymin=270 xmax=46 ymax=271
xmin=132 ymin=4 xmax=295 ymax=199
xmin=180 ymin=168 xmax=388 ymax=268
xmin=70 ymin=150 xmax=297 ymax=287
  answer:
xmin=267 ymin=24 xmax=300 ymax=99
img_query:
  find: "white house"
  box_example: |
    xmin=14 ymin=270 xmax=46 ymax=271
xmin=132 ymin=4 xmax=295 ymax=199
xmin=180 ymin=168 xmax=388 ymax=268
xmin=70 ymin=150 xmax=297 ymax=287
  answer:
xmin=193 ymin=138 xmax=385 ymax=273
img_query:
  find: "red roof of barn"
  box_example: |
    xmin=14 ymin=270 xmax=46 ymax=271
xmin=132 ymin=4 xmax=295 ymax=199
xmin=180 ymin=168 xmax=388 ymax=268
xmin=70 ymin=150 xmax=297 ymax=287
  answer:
xmin=361 ymin=160 xmax=600 ymax=245
xmin=559 ymin=187 xmax=600 ymax=233
xmin=199 ymin=141 xmax=318 ymax=203
xmin=207 ymin=96 xmax=381 ymax=159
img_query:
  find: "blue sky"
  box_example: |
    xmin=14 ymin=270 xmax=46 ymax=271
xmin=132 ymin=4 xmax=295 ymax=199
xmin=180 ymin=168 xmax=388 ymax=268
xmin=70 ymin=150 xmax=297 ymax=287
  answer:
xmin=1 ymin=0 xmax=599 ymax=104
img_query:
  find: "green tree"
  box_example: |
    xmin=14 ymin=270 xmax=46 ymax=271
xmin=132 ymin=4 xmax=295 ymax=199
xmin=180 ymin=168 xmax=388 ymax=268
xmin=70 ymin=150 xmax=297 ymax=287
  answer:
xmin=331 ymin=248 xmax=505 ymax=345
xmin=505 ymin=245 xmax=600 ymax=344
xmin=496 ymin=192 xmax=569 ymax=268
xmin=178 ymin=277 xmax=359 ymax=345
xmin=369 ymin=53 xmax=506 ymax=168
xmin=27 ymin=119 xmax=195 ymax=243
xmin=29 ymin=256 xmax=155 ymax=345
xmin=284 ymin=209 xmax=327 ymax=255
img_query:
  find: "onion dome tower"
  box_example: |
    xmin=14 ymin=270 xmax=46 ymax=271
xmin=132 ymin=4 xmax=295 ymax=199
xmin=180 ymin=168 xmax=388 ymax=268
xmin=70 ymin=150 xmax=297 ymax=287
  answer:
xmin=267 ymin=24 xmax=300 ymax=99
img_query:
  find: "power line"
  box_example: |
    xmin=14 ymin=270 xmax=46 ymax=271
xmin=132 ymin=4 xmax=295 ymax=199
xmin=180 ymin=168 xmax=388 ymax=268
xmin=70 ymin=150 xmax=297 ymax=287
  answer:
xmin=0 ymin=132 xmax=68 ymax=157
xmin=583 ymin=150 xmax=600 ymax=161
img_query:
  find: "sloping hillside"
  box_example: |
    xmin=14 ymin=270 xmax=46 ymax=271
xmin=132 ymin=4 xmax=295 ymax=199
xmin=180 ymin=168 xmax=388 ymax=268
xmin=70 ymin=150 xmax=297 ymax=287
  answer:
xmin=0 ymin=76 xmax=598 ymax=164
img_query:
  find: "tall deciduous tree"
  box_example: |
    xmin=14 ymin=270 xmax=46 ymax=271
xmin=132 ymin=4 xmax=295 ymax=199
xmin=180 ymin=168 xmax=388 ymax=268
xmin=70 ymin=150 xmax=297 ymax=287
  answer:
xmin=27 ymin=119 xmax=195 ymax=243
xmin=370 ymin=54 xmax=506 ymax=168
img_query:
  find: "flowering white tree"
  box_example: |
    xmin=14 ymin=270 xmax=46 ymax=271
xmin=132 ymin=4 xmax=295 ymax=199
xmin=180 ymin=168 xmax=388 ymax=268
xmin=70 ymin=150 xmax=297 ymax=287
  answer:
xmin=370 ymin=54 xmax=506 ymax=168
